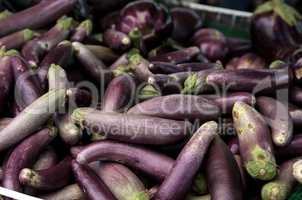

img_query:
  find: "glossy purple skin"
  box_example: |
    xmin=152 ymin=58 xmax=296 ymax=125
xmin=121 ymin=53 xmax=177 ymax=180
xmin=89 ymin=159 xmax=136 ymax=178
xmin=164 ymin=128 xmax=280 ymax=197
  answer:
xmin=71 ymin=25 xmax=89 ymax=43
xmin=103 ymin=29 xmax=131 ymax=52
xmin=117 ymin=0 xmax=172 ymax=45
xmin=72 ymin=160 xmax=117 ymax=200
xmin=191 ymin=28 xmax=228 ymax=62
xmin=33 ymin=148 xmax=58 ymax=170
xmin=2 ymin=128 xmax=55 ymax=194
xmin=149 ymin=47 xmax=200 ymax=64
xmin=37 ymin=41 xmax=73 ymax=91
xmin=0 ymin=56 xmax=13 ymax=113
xmin=10 ymin=56 xmax=42 ymax=110
xmin=0 ymin=0 xmax=76 ymax=37
xmin=109 ymin=53 xmax=129 ymax=70
xmin=20 ymin=156 xmax=72 ymax=191
xmin=72 ymin=140 xmax=174 ymax=181
xmin=275 ymin=134 xmax=302 ymax=159
xmin=0 ymin=30 xmax=34 ymax=50
xmin=171 ymin=7 xmax=202 ymax=43
xmin=206 ymin=137 xmax=243 ymax=200
xmin=102 ymin=74 xmax=137 ymax=112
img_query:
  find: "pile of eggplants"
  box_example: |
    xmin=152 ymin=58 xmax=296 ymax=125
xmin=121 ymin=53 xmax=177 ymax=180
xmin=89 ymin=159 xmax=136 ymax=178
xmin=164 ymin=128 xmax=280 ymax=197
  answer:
xmin=0 ymin=0 xmax=302 ymax=200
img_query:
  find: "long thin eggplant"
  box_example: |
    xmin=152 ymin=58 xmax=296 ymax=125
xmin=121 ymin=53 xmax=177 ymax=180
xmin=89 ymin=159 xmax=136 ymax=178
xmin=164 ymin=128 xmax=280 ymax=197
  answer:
xmin=72 ymin=140 xmax=174 ymax=182
xmin=71 ymin=108 xmax=192 ymax=145
xmin=85 ymin=45 xmax=119 ymax=63
xmin=149 ymin=62 xmax=219 ymax=74
xmin=33 ymin=147 xmax=58 ymax=170
xmin=71 ymin=160 xmax=117 ymax=200
xmin=0 ymin=55 xmax=13 ymax=113
xmin=154 ymin=121 xmax=217 ymax=200
xmin=232 ymin=101 xmax=277 ymax=180
xmin=0 ymin=0 xmax=77 ymax=37
xmin=40 ymin=184 xmax=85 ymax=200
xmin=0 ymin=29 xmax=37 ymax=50
xmin=71 ymin=19 xmax=93 ymax=42
xmin=257 ymin=96 xmax=293 ymax=146
xmin=2 ymin=128 xmax=57 ymax=194
xmin=19 ymin=156 xmax=72 ymax=191
xmin=128 ymin=53 xmax=154 ymax=82
xmin=127 ymin=94 xmax=220 ymax=121
xmin=205 ymin=137 xmax=243 ymax=200
xmin=22 ymin=16 xmax=74 ymax=67
xmin=0 ymin=88 xmax=66 ymax=151
xmin=261 ymin=158 xmax=298 ymax=200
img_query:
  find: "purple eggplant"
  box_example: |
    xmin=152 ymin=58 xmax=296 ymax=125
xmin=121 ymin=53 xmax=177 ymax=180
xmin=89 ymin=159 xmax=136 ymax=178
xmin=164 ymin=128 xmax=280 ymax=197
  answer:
xmin=234 ymin=155 xmax=247 ymax=191
xmin=191 ymin=28 xmax=228 ymax=62
xmin=171 ymin=7 xmax=202 ymax=43
xmin=0 ymin=0 xmax=76 ymax=37
xmin=257 ymin=96 xmax=293 ymax=146
xmin=71 ymin=19 xmax=93 ymax=42
xmin=40 ymin=184 xmax=85 ymax=200
xmin=0 ymin=54 xmax=13 ymax=113
xmin=72 ymin=140 xmax=174 ymax=181
xmin=127 ymin=52 xmax=154 ymax=82
xmin=232 ymin=101 xmax=277 ymax=180
xmin=19 ymin=156 xmax=72 ymax=191
xmin=22 ymin=16 xmax=74 ymax=67
xmin=127 ymin=94 xmax=220 ymax=121
xmin=71 ymin=108 xmax=192 ymax=145
xmin=290 ymin=86 xmax=302 ymax=106
xmin=72 ymin=160 xmax=117 ymax=200
xmin=205 ymin=137 xmax=243 ymax=200
xmin=289 ymin=104 xmax=302 ymax=129
xmin=33 ymin=148 xmax=58 ymax=170
xmin=103 ymin=29 xmax=131 ymax=52
xmin=85 ymin=45 xmax=119 ymax=63
xmin=2 ymin=128 xmax=56 ymax=194
xmin=154 ymin=121 xmax=217 ymax=200
xmin=275 ymin=134 xmax=302 ymax=159
xmin=0 ymin=29 xmax=38 ymax=50
xmin=261 ymin=158 xmax=298 ymax=200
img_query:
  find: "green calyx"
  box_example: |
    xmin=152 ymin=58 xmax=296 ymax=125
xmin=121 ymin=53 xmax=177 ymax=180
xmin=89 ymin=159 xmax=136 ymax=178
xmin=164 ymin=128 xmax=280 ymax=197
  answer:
xmin=129 ymin=53 xmax=143 ymax=66
xmin=261 ymin=181 xmax=289 ymax=200
xmin=182 ymin=73 xmax=201 ymax=95
xmin=254 ymin=0 xmax=302 ymax=26
xmin=130 ymin=191 xmax=150 ymax=200
xmin=129 ymin=28 xmax=143 ymax=49
xmin=269 ymin=60 xmax=286 ymax=69
xmin=4 ymin=49 xmax=19 ymax=57
xmin=0 ymin=46 xmax=6 ymax=57
xmin=79 ymin=19 xmax=93 ymax=35
xmin=113 ymin=64 xmax=134 ymax=77
xmin=57 ymin=16 xmax=74 ymax=31
xmin=192 ymin=173 xmax=208 ymax=195
xmin=139 ymin=84 xmax=161 ymax=100
xmin=0 ymin=10 xmax=12 ymax=21
xmin=22 ymin=29 xmax=36 ymax=41
xmin=71 ymin=108 xmax=93 ymax=126
xmin=245 ymin=146 xmax=277 ymax=181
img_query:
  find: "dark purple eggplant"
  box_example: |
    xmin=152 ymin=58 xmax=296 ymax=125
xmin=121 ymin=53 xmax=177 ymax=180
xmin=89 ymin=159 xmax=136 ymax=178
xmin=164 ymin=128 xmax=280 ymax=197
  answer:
xmin=40 ymin=184 xmax=85 ymax=200
xmin=293 ymin=159 xmax=302 ymax=184
xmin=102 ymin=74 xmax=137 ymax=112
xmin=0 ymin=89 xmax=66 ymax=151
xmin=72 ymin=160 xmax=117 ymax=200
xmin=275 ymin=134 xmax=302 ymax=159
xmin=116 ymin=0 xmax=172 ymax=47
xmin=251 ymin=0 xmax=302 ymax=61
xmin=92 ymin=162 xmax=149 ymax=200
xmin=191 ymin=28 xmax=228 ymax=62
xmin=0 ymin=0 xmax=76 ymax=37
xmin=171 ymin=7 xmax=202 ymax=43
xmin=288 ymin=104 xmax=302 ymax=129
xmin=232 ymin=101 xmax=277 ymax=180
xmin=2 ymin=128 xmax=56 ymax=194
xmin=128 ymin=94 xmax=220 ymax=121
xmin=71 ymin=108 xmax=192 ymax=145
xmin=290 ymin=86 xmax=302 ymax=106
xmin=103 ymin=29 xmax=131 ymax=52
xmin=261 ymin=158 xmax=298 ymax=200
xmin=0 ymin=54 xmax=13 ymax=113
xmin=154 ymin=121 xmax=217 ymax=200
xmin=205 ymin=137 xmax=243 ymax=200
xmin=85 ymin=45 xmax=119 ymax=63
xmin=0 ymin=10 xmax=12 ymax=21
xmin=19 ymin=156 xmax=72 ymax=191
xmin=257 ymin=96 xmax=293 ymax=146
xmin=229 ymin=53 xmax=266 ymax=70
xmin=149 ymin=47 xmax=200 ymax=64
xmin=0 ymin=29 xmax=38 ymax=50
xmin=37 ymin=40 xmax=73 ymax=91
xmin=71 ymin=19 xmax=93 ymax=42
xmin=33 ymin=147 xmax=58 ymax=170
xmin=22 ymin=16 xmax=74 ymax=67
xmin=72 ymin=140 xmax=174 ymax=181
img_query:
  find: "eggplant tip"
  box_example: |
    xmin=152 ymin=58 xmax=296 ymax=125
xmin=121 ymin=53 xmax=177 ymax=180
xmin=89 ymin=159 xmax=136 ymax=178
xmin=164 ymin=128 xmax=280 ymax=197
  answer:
xmin=19 ymin=168 xmax=41 ymax=187
xmin=261 ymin=181 xmax=288 ymax=200
xmin=293 ymin=160 xmax=302 ymax=184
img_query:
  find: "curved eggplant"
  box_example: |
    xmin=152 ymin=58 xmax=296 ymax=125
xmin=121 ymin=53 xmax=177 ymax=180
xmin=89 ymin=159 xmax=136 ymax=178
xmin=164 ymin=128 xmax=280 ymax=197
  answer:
xmin=0 ymin=29 xmax=38 ymax=50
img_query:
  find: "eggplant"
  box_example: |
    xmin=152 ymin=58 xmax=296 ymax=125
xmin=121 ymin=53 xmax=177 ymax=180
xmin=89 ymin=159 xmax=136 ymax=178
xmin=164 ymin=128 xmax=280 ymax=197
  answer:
xmin=290 ymin=87 xmax=302 ymax=106
xmin=232 ymin=101 xmax=277 ymax=180
xmin=40 ymin=184 xmax=85 ymax=200
xmin=205 ymin=137 xmax=243 ymax=200
xmin=72 ymin=140 xmax=174 ymax=181
xmin=102 ymin=74 xmax=137 ymax=112
xmin=191 ymin=28 xmax=228 ymax=62
xmin=0 ymin=54 xmax=13 ymax=113
xmin=92 ymin=162 xmax=150 ymax=200
xmin=22 ymin=16 xmax=74 ymax=67
xmin=171 ymin=7 xmax=202 ymax=43
xmin=154 ymin=121 xmax=217 ymax=200
xmin=0 ymin=89 xmax=66 ymax=151
xmin=85 ymin=45 xmax=119 ymax=63
xmin=103 ymin=29 xmax=131 ymax=52
xmin=47 ymin=64 xmax=68 ymax=91
xmin=127 ymin=94 xmax=220 ymax=121
xmin=33 ymin=148 xmax=58 ymax=170
xmin=275 ymin=134 xmax=302 ymax=159
xmin=234 ymin=155 xmax=247 ymax=191
xmin=19 ymin=156 xmax=72 ymax=191
xmin=293 ymin=159 xmax=302 ymax=184
xmin=0 ymin=29 xmax=38 ymax=50
xmin=71 ymin=19 xmax=93 ymax=42
xmin=261 ymin=158 xmax=298 ymax=200
xmin=288 ymin=104 xmax=302 ymax=129
xmin=2 ymin=128 xmax=56 ymax=194
xmin=71 ymin=108 xmax=192 ymax=145
xmin=257 ymin=96 xmax=293 ymax=146
xmin=138 ymin=84 xmax=161 ymax=101
xmin=0 ymin=0 xmax=76 ymax=37
xmin=72 ymin=160 xmax=117 ymax=200
xmin=127 ymin=52 xmax=154 ymax=82
xmin=251 ymin=0 xmax=302 ymax=61
xmin=228 ymin=53 xmax=266 ymax=70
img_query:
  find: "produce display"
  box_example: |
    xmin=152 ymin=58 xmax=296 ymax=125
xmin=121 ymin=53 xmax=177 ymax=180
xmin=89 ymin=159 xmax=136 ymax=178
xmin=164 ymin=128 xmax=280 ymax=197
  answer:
xmin=0 ymin=0 xmax=302 ymax=199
